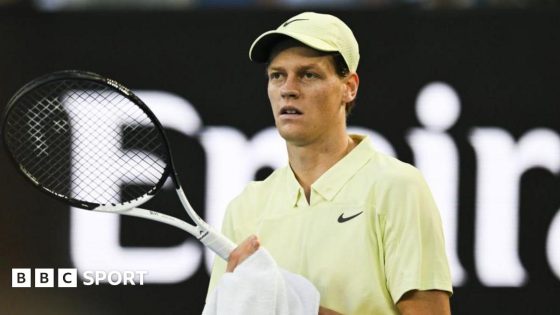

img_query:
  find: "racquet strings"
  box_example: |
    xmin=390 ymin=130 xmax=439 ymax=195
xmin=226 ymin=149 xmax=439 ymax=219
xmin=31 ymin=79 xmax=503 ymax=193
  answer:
xmin=3 ymin=79 xmax=170 ymax=208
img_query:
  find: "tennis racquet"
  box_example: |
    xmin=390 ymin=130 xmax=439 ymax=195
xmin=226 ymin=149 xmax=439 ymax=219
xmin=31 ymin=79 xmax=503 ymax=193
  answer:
xmin=2 ymin=70 xmax=236 ymax=260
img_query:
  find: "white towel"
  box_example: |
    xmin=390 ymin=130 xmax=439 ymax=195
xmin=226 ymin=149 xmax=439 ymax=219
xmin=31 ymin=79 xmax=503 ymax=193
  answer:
xmin=202 ymin=248 xmax=320 ymax=315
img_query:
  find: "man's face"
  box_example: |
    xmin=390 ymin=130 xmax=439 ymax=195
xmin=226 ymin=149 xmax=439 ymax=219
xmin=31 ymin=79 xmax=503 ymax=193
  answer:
xmin=266 ymin=46 xmax=351 ymax=146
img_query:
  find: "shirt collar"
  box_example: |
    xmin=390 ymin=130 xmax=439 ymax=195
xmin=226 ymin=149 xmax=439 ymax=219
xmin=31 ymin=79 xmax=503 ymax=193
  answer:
xmin=285 ymin=134 xmax=376 ymax=207
xmin=285 ymin=167 xmax=303 ymax=207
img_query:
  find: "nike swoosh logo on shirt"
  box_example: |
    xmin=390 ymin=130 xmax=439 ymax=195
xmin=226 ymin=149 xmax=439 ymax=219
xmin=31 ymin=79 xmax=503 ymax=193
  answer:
xmin=337 ymin=211 xmax=364 ymax=223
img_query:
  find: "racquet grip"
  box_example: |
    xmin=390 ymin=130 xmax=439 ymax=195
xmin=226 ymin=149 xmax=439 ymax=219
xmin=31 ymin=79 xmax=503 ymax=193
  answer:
xmin=200 ymin=228 xmax=237 ymax=261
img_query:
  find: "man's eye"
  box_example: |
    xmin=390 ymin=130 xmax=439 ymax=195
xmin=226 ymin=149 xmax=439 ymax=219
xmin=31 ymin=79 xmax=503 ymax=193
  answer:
xmin=269 ymin=72 xmax=282 ymax=80
xmin=303 ymin=72 xmax=318 ymax=79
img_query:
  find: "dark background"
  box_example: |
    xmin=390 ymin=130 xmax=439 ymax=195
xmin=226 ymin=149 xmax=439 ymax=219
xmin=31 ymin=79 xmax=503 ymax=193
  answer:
xmin=1 ymin=9 xmax=559 ymax=314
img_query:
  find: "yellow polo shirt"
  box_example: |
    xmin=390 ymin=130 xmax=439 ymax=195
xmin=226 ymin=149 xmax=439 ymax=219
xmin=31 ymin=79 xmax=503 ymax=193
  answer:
xmin=208 ymin=134 xmax=452 ymax=314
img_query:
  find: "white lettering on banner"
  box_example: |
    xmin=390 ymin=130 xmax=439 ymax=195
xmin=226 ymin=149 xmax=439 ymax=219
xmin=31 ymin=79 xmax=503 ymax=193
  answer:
xmin=548 ymin=209 xmax=560 ymax=278
xmin=68 ymin=85 xmax=560 ymax=286
xmin=407 ymin=82 xmax=466 ymax=285
xmin=469 ymin=128 xmax=560 ymax=286
xmin=70 ymin=91 xmax=202 ymax=284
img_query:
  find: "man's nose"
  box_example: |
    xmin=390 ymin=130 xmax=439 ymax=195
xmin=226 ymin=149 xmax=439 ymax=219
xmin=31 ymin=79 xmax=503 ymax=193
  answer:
xmin=280 ymin=76 xmax=300 ymax=99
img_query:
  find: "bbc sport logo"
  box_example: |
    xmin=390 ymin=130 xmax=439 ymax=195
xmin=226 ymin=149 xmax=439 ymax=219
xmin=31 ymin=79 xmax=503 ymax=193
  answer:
xmin=12 ymin=268 xmax=148 ymax=288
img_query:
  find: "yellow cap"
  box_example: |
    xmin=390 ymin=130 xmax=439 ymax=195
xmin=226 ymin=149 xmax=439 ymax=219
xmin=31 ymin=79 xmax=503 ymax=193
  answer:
xmin=249 ymin=12 xmax=360 ymax=72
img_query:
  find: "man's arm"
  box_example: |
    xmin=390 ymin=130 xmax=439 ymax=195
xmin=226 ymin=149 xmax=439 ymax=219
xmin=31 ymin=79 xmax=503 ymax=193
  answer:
xmin=396 ymin=290 xmax=451 ymax=315
xmin=319 ymin=290 xmax=451 ymax=315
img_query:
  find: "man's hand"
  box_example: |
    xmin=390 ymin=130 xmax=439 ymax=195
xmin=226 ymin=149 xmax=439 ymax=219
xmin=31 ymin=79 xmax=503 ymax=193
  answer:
xmin=226 ymin=235 xmax=260 ymax=272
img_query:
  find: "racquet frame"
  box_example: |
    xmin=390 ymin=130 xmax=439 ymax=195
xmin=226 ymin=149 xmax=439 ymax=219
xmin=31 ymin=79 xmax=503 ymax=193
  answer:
xmin=2 ymin=70 xmax=235 ymax=260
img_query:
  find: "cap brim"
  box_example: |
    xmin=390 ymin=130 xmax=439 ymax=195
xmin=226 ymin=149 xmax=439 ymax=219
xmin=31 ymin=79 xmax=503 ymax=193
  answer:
xmin=249 ymin=30 xmax=338 ymax=63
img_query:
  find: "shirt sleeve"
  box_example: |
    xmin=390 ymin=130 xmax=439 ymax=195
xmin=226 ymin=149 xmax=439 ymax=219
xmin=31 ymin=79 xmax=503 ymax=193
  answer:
xmin=205 ymin=184 xmax=259 ymax=301
xmin=380 ymin=165 xmax=453 ymax=304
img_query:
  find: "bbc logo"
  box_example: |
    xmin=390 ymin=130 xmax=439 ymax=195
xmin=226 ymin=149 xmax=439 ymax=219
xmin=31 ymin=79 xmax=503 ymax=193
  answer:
xmin=12 ymin=268 xmax=147 ymax=287
xmin=12 ymin=268 xmax=77 ymax=288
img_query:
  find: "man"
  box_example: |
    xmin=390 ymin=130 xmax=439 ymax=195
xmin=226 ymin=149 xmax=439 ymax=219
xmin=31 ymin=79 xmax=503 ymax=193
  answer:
xmin=208 ymin=12 xmax=453 ymax=314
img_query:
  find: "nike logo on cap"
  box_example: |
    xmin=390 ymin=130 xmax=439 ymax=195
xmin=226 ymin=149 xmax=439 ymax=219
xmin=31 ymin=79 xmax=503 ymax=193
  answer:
xmin=337 ymin=211 xmax=363 ymax=223
xmin=283 ymin=18 xmax=309 ymax=27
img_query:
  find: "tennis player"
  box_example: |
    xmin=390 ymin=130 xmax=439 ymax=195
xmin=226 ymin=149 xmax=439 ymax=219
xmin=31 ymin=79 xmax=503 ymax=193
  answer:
xmin=208 ymin=12 xmax=453 ymax=314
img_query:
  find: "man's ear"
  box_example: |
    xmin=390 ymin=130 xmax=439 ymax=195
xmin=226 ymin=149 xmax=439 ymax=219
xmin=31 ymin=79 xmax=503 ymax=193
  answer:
xmin=343 ymin=73 xmax=359 ymax=103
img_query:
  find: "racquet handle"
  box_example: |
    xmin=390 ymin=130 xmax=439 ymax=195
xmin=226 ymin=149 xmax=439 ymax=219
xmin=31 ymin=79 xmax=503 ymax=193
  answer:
xmin=200 ymin=227 xmax=237 ymax=261
xmin=175 ymin=187 xmax=236 ymax=260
